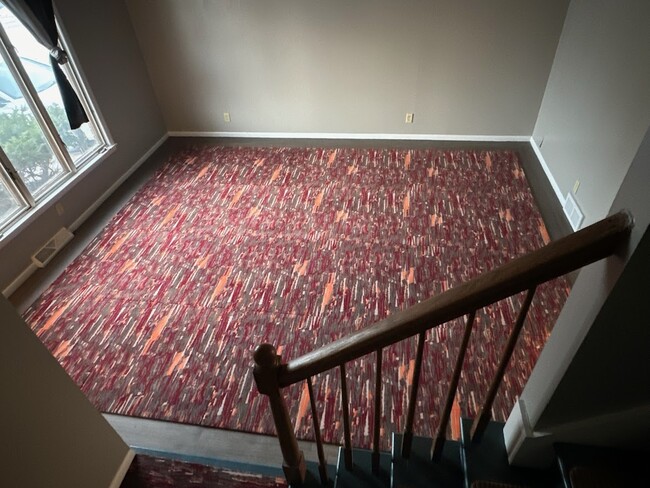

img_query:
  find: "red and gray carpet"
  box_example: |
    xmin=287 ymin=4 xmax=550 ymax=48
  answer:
xmin=121 ymin=455 xmax=286 ymax=488
xmin=24 ymin=145 xmax=569 ymax=448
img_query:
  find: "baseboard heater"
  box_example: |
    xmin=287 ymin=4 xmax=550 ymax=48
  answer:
xmin=31 ymin=227 xmax=74 ymax=268
xmin=563 ymin=193 xmax=584 ymax=231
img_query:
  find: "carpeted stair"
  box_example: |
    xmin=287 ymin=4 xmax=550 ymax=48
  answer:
xmin=471 ymin=482 xmax=530 ymax=488
xmin=324 ymin=426 xmax=650 ymax=488
xmin=555 ymin=443 xmax=649 ymax=488
xmin=459 ymin=419 xmax=558 ymax=488
xmin=322 ymin=418 xmax=561 ymax=488
xmin=120 ymin=453 xmax=289 ymax=487
xmin=121 ymin=422 xmax=648 ymax=488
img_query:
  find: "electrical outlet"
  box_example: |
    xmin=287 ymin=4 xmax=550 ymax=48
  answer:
xmin=55 ymin=203 xmax=65 ymax=216
xmin=405 ymin=113 xmax=414 ymax=124
xmin=573 ymin=179 xmax=580 ymax=194
xmin=223 ymin=112 xmax=231 ymax=123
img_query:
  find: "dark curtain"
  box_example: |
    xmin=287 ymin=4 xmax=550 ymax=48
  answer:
xmin=3 ymin=0 xmax=88 ymax=129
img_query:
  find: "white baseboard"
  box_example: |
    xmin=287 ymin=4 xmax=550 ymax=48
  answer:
xmin=167 ymin=130 xmax=531 ymax=142
xmin=1 ymin=134 xmax=169 ymax=298
xmin=2 ymin=262 xmax=39 ymax=298
xmin=528 ymin=137 xmax=565 ymax=207
xmin=108 ymin=449 xmax=135 ymax=488
xmin=70 ymin=133 xmax=169 ymax=231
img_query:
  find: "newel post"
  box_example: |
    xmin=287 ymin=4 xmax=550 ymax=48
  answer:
xmin=254 ymin=343 xmax=307 ymax=485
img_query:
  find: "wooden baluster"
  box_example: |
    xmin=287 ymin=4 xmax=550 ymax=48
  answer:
xmin=253 ymin=344 xmax=306 ymax=485
xmin=372 ymin=348 xmax=383 ymax=474
xmin=339 ymin=363 xmax=353 ymax=470
xmin=401 ymin=331 xmax=426 ymax=459
xmin=306 ymin=376 xmax=328 ymax=484
xmin=431 ymin=311 xmax=476 ymax=460
xmin=470 ymin=288 xmax=537 ymax=442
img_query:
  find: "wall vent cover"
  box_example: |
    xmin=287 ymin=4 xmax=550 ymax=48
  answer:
xmin=31 ymin=227 xmax=73 ymax=268
xmin=563 ymin=193 xmax=584 ymax=231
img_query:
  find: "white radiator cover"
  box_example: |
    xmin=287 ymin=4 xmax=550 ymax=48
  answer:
xmin=31 ymin=227 xmax=73 ymax=268
xmin=563 ymin=193 xmax=584 ymax=231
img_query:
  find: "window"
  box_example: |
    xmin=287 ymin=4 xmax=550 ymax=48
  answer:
xmin=0 ymin=3 xmax=109 ymax=236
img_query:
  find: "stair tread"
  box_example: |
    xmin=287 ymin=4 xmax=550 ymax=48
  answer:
xmin=555 ymin=443 xmax=649 ymax=488
xmin=472 ymin=482 xmax=530 ymax=488
xmin=299 ymin=461 xmax=338 ymax=487
xmin=569 ymin=465 xmax=647 ymax=488
xmin=391 ymin=433 xmax=464 ymax=488
xmin=334 ymin=447 xmax=392 ymax=488
xmin=460 ymin=419 xmax=558 ymax=488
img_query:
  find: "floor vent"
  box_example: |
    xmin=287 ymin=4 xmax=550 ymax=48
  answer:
xmin=31 ymin=228 xmax=74 ymax=268
xmin=563 ymin=193 xmax=584 ymax=231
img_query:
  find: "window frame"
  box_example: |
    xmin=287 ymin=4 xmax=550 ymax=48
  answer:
xmin=0 ymin=6 xmax=114 ymax=240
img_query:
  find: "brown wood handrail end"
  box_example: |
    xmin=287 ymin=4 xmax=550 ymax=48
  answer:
xmin=253 ymin=343 xmax=307 ymax=485
xmin=253 ymin=343 xmax=281 ymax=395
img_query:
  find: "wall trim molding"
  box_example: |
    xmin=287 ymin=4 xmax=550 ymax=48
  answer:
xmin=504 ymin=399 xmax=554 ymax=468
xmin=529 ymin=137 xmax=565 ymax=206
xmin=0 ymin=144 xmax=117 ymax=253
xmin=168 ymin=130 xmax=531 ymax=142
xmin=2 ymin=263 xmax=38 ymax=298
xmin=2 ymin=133 xmax=169 ymax=298
xmin=108 ymin=449 xmax=135 ymax=488
xmin=70 ymin=133 xmax=169 ymax=232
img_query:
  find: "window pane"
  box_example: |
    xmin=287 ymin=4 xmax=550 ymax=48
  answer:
xmin=0 ymin=56 xmax=64 ymax=195
xmin=0 ymin=5 xmax=100 ymax=163
xmin=0 ymin=176 xmax=23 ymax=224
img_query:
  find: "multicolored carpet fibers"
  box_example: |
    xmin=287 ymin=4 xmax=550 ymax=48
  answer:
xmin=24 ymin=145 xmax=570 ymax=449
xmin=121 ymin=455 xmax=286 ymax=488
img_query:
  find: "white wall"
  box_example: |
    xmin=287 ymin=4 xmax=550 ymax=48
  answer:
xmin=533 ymin=0 xmax=650 ymax=226
xmin=0 ymin=295 xmax=132 ymax=487
xmin=505 ymin=125 xmax=650 ymax=466
xmin=126 ymin=0 xmax=568 ymax=136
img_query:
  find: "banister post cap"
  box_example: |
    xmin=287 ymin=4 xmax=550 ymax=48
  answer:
xmin=254 ymin=343 xmax=278 ymax=367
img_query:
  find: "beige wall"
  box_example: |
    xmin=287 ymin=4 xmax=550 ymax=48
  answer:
xmin=126 ymin=0 xmax=568 ymax=136
xmin=533 ymin=0 xmax=650 ymax=226
xmin=0 ymin=295 xmax=131 ymax=487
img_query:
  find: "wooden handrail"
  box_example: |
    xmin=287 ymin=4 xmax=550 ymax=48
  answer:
xmin=278 ymin=210 xmax=632 ymax=387
xmin=254 ymin=211 xmax=632 ymax=485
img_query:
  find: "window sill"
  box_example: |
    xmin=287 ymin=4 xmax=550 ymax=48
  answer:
xmin=0 ymin=143 xmax=117 ymax=250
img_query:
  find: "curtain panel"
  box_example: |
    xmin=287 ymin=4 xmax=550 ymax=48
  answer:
xmin=3 ymin=0 xmax=88 ymax=129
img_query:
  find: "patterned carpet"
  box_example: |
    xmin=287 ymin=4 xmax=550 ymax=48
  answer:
xmin=24 ymin=145 xmax=570 ymax=449
xmin=121 ymin=455 xmax=286 ymax=487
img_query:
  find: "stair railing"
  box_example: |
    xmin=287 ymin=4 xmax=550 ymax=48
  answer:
xmin=253 ymin=211 xmax=632 ymax=486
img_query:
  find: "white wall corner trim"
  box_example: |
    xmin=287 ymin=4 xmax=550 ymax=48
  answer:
xmin=504 ymin=398 xmax=554 ymax=468
xmin=529 ymin=137 xmax=565 ymax=207
xmin=108 ymin=449 xmax=135 ymax=488
xmin=167 ymin=131 xmax=531 ymax=143
xmin=503 ymin=399 xmax=530 ymax=463
xmin=2 ymin=134 xmax=169 ymax=298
